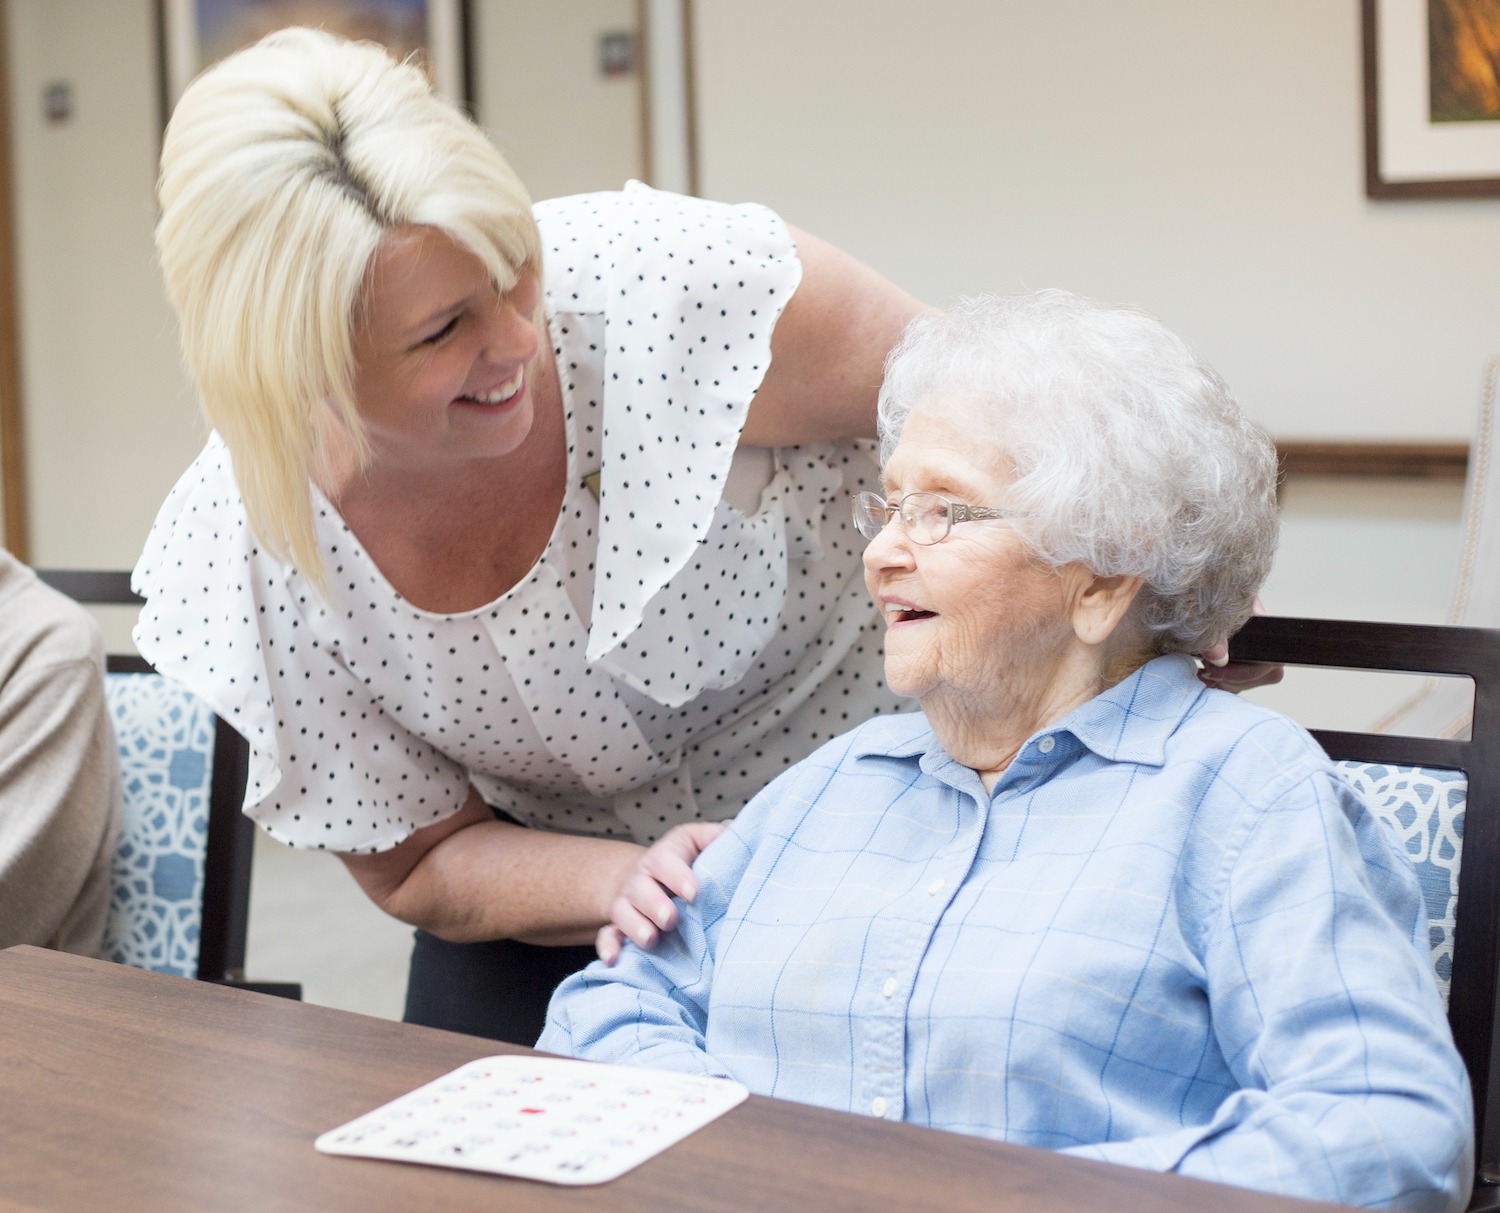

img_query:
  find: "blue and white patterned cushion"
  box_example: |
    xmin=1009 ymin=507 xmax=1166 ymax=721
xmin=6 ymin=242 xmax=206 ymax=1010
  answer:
xmin=1335 ymin=761 xmax=1465 ymax=1006
xmin=100 ymin=673 xmax=217 ymax=977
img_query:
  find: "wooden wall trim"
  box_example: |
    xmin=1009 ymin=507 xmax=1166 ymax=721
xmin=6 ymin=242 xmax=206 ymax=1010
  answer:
xmin=1276 ymin=441 xmax=1469 ymax=480
xmin=0 ymin=0 xmax=27 ymax=559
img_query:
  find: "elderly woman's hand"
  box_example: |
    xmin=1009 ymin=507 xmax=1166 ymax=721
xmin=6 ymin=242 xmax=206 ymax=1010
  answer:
xmin=1197 ymin=596 xmax=1284 ymax=693
xmin=596 ymin=821 xmax=728 ymax=965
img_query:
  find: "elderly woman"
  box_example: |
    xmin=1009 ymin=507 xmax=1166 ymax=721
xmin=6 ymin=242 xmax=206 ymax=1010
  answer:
xmin=538 ymin=292 xmax=1473 ymax=1210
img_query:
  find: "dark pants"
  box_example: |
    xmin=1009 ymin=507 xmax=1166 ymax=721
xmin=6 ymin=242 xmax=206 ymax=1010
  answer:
xmin=403 ymin=931 xmax=597 ymax=1046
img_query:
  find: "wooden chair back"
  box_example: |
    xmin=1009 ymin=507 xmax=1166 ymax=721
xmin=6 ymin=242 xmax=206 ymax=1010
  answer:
xmin=1233 ymin=614 xmax=1500 ymax=1197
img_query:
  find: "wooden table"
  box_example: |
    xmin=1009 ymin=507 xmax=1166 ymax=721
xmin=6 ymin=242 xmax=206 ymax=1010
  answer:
xmin=0 ymin=946 xmax=1347 ymax=1213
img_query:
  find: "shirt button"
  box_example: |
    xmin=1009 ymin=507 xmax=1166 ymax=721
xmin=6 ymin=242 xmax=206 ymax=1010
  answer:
xmin=871 ymin=1096 xmax=889 ymax=1118
xmin=927 ymin=878 xmax=945 ymax=895
xmin=1038 ymin=735 xmax=1056 ymax=754
xmin=882 ymin=978 xmax=898 ymax=998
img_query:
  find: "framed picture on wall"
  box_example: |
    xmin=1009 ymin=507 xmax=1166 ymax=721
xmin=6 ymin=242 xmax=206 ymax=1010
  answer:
xmin=1363 ymin=0 xmax=1500 ymax=197
xmin=158 ymin=0 xmax=473 ymax=123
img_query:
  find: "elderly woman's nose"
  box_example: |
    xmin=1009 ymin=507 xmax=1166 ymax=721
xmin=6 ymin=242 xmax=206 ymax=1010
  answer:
xmin=861 ymin=514 xmax=912 ymax=572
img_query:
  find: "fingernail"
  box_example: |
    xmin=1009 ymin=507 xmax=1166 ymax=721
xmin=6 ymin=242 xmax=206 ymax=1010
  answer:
xmin=656 ymin=906 xmax=674 ymax=927
xmin=635 ymin=928 xmax=652 ymax=945
xmin=1207 ymin=652 xmax=1229 ymax=668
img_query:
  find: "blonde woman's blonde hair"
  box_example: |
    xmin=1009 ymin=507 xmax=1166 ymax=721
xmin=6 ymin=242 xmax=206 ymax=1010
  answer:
xmin=155 ymin=26 xmax=541 ymax=589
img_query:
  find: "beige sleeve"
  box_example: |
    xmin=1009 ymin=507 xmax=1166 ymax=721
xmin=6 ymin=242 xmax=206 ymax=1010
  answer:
xmin=0 ymin=632 xmax=121 ymax=955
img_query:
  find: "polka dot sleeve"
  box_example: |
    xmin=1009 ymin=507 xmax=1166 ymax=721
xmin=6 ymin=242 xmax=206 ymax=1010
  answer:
xmin=131 ymin=437 xmax=470 ymax=852
xmin=550 ymin=182 xmax=803 ymax=667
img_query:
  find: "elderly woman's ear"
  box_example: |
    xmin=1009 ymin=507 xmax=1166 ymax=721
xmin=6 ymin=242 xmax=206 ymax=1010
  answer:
xmin=1067 ymin=571 xmax=1145 ymax=648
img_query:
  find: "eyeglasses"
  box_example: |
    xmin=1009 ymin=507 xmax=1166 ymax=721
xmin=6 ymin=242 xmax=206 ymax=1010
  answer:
xmin=851 ymin=490 xmax=1020 ymax=546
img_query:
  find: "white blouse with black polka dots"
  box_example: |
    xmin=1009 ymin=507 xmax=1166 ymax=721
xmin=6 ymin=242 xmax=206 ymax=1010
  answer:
xmin=133 ymin=183 xmax=906 ymax=852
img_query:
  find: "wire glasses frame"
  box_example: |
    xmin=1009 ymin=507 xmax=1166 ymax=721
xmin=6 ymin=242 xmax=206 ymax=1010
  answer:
xmin=851 ymin=491 xmax=1020 ymax=546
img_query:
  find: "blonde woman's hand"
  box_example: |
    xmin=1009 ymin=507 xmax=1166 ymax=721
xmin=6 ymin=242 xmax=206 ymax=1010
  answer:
xmin=1198 ymin=596 xmax=1284 ymax=693
xmin=596 ymin=821 xmax=728 ymax=965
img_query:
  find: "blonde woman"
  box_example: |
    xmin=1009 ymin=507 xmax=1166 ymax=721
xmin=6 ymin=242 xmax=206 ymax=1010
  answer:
xmin=137 ymin=27 xmax=928 ymax=1043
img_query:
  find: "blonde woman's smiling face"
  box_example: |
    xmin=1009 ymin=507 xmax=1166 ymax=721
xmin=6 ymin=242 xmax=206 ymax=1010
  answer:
xmin=349 ymin=225 xmax=542 ymax=470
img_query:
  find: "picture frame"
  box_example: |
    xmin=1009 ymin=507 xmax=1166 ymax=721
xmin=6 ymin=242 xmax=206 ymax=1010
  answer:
xmin=1363 ymin=0 xmax=1500 ymax=198
xmin=157 ymin=0 xmax=473 ymax=124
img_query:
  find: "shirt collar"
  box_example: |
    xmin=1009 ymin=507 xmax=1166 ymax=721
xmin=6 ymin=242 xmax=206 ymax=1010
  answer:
xmin=846 ymin=652 xmax=1206 ymax=777
xmin=1043 ymin=653 xmax=1205 ymax=768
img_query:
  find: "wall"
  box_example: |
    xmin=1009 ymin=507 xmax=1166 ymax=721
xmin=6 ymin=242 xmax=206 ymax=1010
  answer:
xmin=470 ymin=0 xmax=641 ymax=204
xmin=686 ymin=0 xmax=1497 ymax=727
xmin=5 ymin=0 xmax=201 ymax=570
xmin=692 ymin=0 xmax=1500 ymax=443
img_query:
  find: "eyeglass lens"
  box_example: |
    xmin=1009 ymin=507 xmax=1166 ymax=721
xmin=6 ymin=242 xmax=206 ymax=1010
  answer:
xmin=852 ymin=492 xmax=951 ymax=544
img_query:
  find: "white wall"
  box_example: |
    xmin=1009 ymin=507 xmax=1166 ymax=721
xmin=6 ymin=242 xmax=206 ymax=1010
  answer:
xmin=6 ymin=0 xmax=202 ymax=569
xmin=692 ymin=0 xmax=1500 ymax=442
xmin=470 ymin=0 xmax=642 ymax=204
xmin=685 ymin=0 xmax=1498 ymax=727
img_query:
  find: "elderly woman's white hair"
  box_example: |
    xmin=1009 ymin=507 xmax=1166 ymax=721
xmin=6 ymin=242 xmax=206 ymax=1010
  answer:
xmin=877 ymin=291 xmax=1279 ymax=655
xmin=155 ymin=26 xmax=541 ymax=587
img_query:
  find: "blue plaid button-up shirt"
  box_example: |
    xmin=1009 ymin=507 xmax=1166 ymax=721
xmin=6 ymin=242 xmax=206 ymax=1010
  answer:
xmin=540 ymin=654 xmax=1473 ymax=1210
